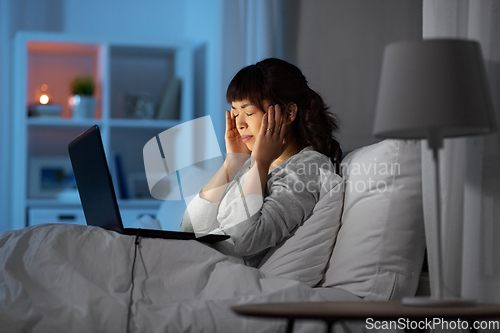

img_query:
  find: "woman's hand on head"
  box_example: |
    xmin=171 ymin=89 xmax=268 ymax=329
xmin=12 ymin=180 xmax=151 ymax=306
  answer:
xmin=251 ymin=104 xmax=288 ymax=168
xmin=225 ymin=110 xmax=251 ymax=156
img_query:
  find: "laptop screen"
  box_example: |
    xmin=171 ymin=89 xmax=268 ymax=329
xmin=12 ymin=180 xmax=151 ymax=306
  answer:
xmin=68 ymin=125 xmax=124 ymax=233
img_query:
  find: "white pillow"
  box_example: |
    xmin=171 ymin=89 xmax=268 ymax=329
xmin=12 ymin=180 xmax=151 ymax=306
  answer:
xmin=320 ymin=139 xmax=425 ymax=300
xmin=259 ymin=173 xmax=344 ymax=287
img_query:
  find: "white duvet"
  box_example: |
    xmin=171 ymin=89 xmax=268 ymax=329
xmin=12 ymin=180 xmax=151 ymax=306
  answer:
xmin=0 ymin=224 xmax=362 ymax=333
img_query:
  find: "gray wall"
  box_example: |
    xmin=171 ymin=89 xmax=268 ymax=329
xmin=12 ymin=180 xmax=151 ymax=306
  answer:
xmin=283 ymin=0 xmax=423 ymax=151
xmin=0 ymin=0 xmax=222 ymax=233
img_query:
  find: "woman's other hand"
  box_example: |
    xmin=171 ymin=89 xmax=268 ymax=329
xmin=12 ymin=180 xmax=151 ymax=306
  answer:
xmin=251 ymin=104 xmax=288 ymax=168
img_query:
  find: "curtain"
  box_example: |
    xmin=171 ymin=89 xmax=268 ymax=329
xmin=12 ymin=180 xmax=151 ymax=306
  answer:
xmin=213 ymin=0 xmax=282 ymax=149
xmin=422 ymin=0 xmax=500 ymax=302
xmin=220 ymin=0 xmax=282 ymax=87
xmin=223 ymin=0 xmax=282 ymax=69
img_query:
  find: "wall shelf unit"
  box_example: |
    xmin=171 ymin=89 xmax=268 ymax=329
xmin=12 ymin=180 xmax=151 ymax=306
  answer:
xmin=12 ymin=32 xmax=196 ymax=230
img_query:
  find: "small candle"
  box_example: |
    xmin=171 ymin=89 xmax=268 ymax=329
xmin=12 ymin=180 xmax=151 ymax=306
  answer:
xmin=38 ymin=84 xmax=50 ymax=104
xmin=39 ymin=94 xmax=49 ymax=104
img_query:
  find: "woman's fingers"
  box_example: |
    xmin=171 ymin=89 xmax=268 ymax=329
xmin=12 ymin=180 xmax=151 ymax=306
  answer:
xmin=225 ymin=110 xmax=234 ymax=133
xmin=260 ymin=109 xmax=268 ymax=136
xmin=267 ymin=105 xmax=276 ymax=135
xmin=274 ymin=104 xmax=282 ymax=133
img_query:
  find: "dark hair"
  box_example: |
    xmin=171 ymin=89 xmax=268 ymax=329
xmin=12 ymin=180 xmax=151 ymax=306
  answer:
xmin=226 ymin=58 xmax=342 ymax=165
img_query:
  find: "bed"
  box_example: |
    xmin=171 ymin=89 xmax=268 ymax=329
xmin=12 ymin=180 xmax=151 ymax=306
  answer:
xmin=0 ymin=139 xmax=426 ymax=332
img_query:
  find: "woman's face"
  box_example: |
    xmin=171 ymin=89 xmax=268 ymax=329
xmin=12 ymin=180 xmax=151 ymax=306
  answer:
xmin=231 ymin=99 xmax=269 ymax=151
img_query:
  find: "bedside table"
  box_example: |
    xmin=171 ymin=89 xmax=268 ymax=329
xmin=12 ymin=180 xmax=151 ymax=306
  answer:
xmin=232 ymin=301 xmax=500 ymax=333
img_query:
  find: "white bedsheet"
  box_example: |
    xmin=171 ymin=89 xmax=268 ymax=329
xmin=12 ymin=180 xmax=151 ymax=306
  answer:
xmin=0 ymin=224 xmax=364 ymax=333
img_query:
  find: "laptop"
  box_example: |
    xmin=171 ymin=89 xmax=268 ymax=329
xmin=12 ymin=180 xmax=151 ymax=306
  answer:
xmin=68 ymin=125 xmax=229 ymax=244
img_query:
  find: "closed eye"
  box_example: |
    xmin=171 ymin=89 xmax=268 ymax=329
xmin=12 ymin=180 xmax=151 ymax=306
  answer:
xmin=233 ymin=113 xmax=253 ymax=118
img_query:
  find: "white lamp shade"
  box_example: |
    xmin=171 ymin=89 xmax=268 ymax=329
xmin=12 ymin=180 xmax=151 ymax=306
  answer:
xmin=373 ymin=39 xmax=495 ymax=139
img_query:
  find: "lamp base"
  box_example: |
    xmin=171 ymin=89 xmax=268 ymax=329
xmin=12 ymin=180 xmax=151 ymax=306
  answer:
xmin=402 ymin=296 xmax=476 ymax=307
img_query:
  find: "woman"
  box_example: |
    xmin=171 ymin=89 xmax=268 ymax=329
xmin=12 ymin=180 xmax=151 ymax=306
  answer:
xmin=181 ymin=58 xmax=341 ymax=267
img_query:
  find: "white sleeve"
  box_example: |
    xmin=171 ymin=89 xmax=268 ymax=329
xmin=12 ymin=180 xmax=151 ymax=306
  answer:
xmin=217 ymin=193 xmax=264 ymax=230
xmin=179 ymin=193 xmax=220 ymax=234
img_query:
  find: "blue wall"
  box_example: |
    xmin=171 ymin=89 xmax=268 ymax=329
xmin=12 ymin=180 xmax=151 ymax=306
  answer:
xmin=0 ymin=0 xmax=228 ymax=232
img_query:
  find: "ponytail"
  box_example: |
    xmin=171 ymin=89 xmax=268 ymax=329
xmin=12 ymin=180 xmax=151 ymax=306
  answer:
xmin=296 ymin=88 xmax=342 ymax=171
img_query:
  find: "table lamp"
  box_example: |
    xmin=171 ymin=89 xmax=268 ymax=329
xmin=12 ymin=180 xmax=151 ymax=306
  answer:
xmin=373 ymin=39 xmax=496 ymax=306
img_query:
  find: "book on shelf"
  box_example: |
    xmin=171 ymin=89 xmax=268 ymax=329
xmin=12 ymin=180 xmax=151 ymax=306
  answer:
xmin=155 ymin=77 xmax=181 ymax=120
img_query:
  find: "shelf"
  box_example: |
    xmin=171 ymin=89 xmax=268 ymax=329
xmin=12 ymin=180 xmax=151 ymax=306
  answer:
xmin=27 ymin=117 xmax=101 ymax=128
xmin=12 ymin=32 xmax=196 ymax=230
xmin=27 ymin=40 xmax=102 ymax=119
xmin=109 ymin=118 xmax=181 ymax=129
xmin=109 ymin=45 xmax=177 ymax=120
xmin=27 ymin=199 xmax=82 ymax=208
xmin=116 ymin=199 xmax=163 ymax=209
xmin=27 ymin=198 xmax=162 ymax=209
xmin=26 ymin=117 xmax=181 ymax=129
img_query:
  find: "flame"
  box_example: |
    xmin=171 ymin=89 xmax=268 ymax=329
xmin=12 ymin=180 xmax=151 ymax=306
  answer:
xmin=39 ymin=94 xmax=49 ymax=104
